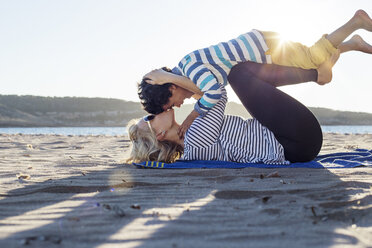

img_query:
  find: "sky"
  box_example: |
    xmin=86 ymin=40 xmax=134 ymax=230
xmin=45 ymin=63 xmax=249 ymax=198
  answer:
xmin=1 ymin=0 xmax=372 ymax=113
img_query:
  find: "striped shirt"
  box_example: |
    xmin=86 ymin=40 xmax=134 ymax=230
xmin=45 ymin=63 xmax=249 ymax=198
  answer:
xmin=183 ymin=85 xmax=289 ymax=165
xmin=173 ymin=29 xmax=272 ymax=116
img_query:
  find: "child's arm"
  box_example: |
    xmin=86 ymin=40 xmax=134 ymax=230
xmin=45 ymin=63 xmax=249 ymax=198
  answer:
xmin=192 ymin=94 xmax=201 ymax=100
xmin=144 ymin=69 xmax=203 ymax=96
xmin=145 ymin=65 xmax=223 ymax=137
xmin=144 ymin=69 xmax=202 ymax=138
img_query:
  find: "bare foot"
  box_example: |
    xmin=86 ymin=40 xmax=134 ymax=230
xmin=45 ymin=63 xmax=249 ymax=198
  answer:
xmin=349 ymin=34 xmax=372 ymax=53
xmin=352 ymin=9 xmax=372 ymax=32
xmin=316 ymin=50 xmax=340 ymax=85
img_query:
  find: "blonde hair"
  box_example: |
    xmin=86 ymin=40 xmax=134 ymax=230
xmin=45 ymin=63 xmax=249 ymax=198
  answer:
xmin=126 ymin=119 xmax=183 ymax=163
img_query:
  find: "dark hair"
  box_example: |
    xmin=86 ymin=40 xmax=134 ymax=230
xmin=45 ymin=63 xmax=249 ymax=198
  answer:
xmin=138 ymin=67 xmax=173 ymax=115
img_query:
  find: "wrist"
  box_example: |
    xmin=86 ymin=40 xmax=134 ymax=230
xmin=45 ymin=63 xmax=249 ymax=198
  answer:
xmin=190 ymin=110 xmax=200 ymax=118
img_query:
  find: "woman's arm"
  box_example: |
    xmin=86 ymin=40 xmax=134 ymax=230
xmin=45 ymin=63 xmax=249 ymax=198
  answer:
xmin=144 ymin=69 xmax=203 ymax=95
xmin=185 ymin=85 xmax=227 ymax=147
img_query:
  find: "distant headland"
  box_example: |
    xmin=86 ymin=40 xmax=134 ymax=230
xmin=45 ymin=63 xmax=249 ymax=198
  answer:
xmin=1 ymin=95 xmax=372 ymax=127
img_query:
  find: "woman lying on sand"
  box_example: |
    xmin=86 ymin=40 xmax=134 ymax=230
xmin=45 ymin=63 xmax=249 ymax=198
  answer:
xmin=139 ymin=9 xmax=372 ymax=138
xmin=127 ymin=9 xmax=372 ymax=164
xmin=128 ymin=56 xmax=341 ymax=164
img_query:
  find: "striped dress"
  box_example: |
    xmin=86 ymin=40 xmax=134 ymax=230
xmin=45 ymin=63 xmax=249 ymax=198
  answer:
xmin=172 ymin=29 xmax=272 ymax=116
xmin=183 ymin=85 xmax=289 ymax=165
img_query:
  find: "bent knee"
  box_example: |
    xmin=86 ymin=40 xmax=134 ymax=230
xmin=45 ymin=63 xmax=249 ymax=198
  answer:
xmin=282 ymin=126 xmax=323 ymax=162
xmin=228 ymin=63 xmax=252 ymax=85
xmin=285 ymin=133 xmax=323 ymax=162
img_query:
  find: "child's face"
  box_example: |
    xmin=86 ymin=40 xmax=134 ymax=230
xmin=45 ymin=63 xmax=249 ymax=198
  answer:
xmin=162 ymin=85 xmax=191 ymax=111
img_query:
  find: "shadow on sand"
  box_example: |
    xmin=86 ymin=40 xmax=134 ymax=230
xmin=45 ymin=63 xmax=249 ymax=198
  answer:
xmin=0 ymin=164 xmax=371 ymax=248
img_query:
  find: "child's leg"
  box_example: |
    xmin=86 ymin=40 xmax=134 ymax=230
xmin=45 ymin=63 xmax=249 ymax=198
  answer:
xmin=262 ymin=31 xmax=338 ymax=69
xmin=227 ymin=61 xmax=323 ymax=162
xmin=326 ymin=10 xmax=372 ymax=48
xmin=263 ymin=10 xmax=372 ymax=69
xmin=338 ymin=35 xmax=372 ymax=54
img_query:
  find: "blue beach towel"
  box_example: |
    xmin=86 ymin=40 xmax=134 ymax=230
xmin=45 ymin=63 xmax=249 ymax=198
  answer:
xmin=133 ymin=149 xmax=372 ymax=169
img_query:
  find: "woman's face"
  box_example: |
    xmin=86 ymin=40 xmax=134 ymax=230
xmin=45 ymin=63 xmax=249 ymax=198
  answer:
xmin=150 ymin=109 xmax=175 ymax=139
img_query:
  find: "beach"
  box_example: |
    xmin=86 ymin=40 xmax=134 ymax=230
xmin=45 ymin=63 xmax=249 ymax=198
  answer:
xmin=0 ymin=133 xmax=371 ymax=248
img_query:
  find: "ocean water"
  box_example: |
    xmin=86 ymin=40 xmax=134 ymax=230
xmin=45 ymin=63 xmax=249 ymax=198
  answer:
xmin=1 ymin=126 xmax=372 ymax=135
xmin=0 ymin=127 xmax=127 ymax=136
xmin=321 ymin=125 xmax=372 ymax=134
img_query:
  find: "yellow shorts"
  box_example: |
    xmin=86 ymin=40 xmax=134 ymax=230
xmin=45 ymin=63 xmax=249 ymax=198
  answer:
xmin=261 ymin=31 xmax=338 ymax=69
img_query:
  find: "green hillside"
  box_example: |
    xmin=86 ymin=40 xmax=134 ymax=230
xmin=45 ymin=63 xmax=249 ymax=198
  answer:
xmin=0 ymin=95 xmax=146 ymax=127
xmin=1 ymin=95 xmax=372 ymax=127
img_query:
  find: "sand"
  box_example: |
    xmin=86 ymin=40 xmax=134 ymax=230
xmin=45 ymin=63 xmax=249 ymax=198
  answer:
xmin=0 ymin=133 xmax=371 ymax=248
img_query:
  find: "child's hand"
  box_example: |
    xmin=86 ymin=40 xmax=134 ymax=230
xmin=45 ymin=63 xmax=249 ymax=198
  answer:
xmin=178 ymin=110 xmax=199 ymax=139
xmin=143 ymin=69 xmax=172 ymax=85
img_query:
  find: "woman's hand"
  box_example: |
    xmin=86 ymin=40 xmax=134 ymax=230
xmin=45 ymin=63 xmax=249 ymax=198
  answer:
xmin=143 ymin=69 xmax=173 ymax=85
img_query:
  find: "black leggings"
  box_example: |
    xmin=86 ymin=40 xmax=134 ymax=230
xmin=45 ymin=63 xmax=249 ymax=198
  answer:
xmin=227 ymin=61 xmax=322 ymax=162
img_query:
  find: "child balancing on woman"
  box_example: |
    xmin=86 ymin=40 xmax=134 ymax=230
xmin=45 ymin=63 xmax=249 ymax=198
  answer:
xmin=138 ymin=9 xmax=372 ymax=139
